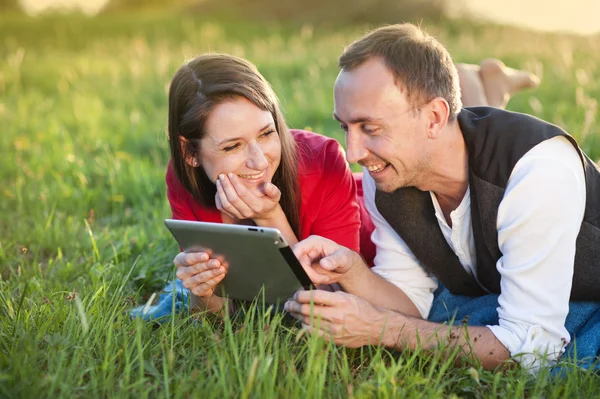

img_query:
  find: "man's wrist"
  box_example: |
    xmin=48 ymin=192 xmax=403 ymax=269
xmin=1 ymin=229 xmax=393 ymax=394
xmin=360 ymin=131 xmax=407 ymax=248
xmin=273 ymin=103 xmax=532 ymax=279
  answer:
xmin=338 ymin=251 xmax=369 ymax=287
xmin=378 ymin=311 xmax=409 ymax=349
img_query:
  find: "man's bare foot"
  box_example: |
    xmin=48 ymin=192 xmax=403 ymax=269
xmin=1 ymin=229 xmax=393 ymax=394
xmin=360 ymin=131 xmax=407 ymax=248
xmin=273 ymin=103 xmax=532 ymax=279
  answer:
xmin=479 ymin=58 xmax=540 ymax=108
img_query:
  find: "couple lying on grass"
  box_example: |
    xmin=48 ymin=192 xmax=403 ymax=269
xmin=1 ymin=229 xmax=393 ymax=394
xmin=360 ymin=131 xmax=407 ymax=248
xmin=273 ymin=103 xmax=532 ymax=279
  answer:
xmin=141 ymin=23 xmax=600 ymax=372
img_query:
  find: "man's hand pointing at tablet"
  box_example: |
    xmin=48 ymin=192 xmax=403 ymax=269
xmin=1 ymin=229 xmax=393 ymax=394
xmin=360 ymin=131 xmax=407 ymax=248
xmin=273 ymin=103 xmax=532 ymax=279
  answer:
xmin=291 ymin=235 xmax=366 ymax=287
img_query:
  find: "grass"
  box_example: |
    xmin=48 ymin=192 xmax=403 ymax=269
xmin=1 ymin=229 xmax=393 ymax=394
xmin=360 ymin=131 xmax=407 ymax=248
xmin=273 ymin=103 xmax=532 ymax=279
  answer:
xmin=1 ymin=9 xmax=600 ymax=398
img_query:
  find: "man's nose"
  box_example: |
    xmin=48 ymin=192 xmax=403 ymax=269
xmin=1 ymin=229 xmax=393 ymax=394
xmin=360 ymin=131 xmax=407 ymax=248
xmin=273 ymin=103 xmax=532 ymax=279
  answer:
xmin=247 ymin=142 xmax=268 ymax=170
xmin=345 ymin=128 xmax=368 ymax=164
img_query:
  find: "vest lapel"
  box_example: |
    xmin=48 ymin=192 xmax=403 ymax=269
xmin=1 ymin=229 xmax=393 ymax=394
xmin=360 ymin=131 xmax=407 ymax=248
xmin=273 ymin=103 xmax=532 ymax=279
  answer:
xmin=375 ymin=187 xmax=486 ymax=296
xmin=469 ymin=173 xmax=504 ymax=293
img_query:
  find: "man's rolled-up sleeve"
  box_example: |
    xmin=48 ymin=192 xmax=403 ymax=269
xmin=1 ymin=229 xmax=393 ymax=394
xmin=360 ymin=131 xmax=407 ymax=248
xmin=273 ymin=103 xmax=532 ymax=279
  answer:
xmin=362 ymin=170 xmax=438 ymax=319
xmin=487 ymin=137 xmax=586 ymax=371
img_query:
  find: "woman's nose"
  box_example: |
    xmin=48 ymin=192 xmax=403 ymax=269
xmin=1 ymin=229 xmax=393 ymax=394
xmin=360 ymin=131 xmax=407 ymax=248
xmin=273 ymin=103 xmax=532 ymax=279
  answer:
xmin=246 ymin=143 xmax=268 ymax=170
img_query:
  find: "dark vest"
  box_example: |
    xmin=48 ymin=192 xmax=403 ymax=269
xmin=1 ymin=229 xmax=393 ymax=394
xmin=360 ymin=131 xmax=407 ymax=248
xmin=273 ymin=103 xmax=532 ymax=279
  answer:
xmin=375 ymin=107 xmax=600 ymax=300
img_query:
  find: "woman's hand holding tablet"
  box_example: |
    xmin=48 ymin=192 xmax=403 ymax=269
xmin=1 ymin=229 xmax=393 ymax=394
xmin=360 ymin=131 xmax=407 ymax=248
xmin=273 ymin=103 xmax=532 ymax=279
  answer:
xmin=175 ymin=251 xmax=228 ymax=297
xmin=164 ymin=219 xmax=312 ymax=305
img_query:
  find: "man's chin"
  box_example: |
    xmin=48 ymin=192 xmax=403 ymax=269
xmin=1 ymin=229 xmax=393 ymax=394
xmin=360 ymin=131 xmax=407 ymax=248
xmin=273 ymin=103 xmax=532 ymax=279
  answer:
xmin=375 ymin=180 xmax=402 ymax=193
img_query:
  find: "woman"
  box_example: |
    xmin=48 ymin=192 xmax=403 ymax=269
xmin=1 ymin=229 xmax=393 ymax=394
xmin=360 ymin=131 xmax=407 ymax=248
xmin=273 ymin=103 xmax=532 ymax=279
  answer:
xmin=166 ymin=53 xmax=376 ymax=314
xmin=133 ymin=54 xmax=539 ymax=318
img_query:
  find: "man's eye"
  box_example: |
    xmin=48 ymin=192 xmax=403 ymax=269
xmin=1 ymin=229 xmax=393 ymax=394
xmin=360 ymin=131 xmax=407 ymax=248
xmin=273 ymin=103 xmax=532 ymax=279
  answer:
xmin=362 ymin=125 xmax=378 ymax=134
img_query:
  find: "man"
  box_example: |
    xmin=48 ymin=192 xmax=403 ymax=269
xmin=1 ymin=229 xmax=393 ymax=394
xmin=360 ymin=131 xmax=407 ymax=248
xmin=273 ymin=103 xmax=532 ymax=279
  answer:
xmin=284 ymin=23 xmax=600 ymax=370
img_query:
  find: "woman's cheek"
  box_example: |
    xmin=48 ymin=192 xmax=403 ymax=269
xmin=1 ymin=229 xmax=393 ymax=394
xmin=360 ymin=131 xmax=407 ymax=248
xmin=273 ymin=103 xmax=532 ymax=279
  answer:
xmin=266 ymin=142 xmax=282 ymax=169
xmin=211 ymin=154 xmax=243 ymax=182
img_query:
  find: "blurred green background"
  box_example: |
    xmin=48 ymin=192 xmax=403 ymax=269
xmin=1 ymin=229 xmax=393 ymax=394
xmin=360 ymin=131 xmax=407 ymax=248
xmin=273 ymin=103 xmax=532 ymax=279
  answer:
xmin=1 ymin=0 xmax=599 ymax=396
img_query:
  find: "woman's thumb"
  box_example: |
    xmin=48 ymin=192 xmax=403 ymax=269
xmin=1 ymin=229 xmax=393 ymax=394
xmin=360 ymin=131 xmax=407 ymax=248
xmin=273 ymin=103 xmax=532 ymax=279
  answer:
xmin=265 ymin=182 xmax=280 ymax=198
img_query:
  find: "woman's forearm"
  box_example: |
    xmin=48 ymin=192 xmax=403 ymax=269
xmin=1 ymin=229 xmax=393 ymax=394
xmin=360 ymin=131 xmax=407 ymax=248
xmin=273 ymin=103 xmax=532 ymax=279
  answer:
xmin=190 ymin=293 xmax=228 ymax=316
xmin=253 ymin=205 xmax=298 ymax=246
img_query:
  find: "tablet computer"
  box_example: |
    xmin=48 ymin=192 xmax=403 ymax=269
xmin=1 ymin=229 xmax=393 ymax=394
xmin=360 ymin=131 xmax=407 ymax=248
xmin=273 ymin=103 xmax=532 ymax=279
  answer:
xmin=164 ymin=219 xmax=312 ymax=304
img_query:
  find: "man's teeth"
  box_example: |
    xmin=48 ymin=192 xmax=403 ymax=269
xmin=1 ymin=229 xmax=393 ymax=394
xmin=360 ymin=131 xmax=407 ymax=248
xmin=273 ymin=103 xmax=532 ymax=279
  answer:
xmin=238 ymin=171 xmax=265 ymax=180
xmin=366 ymin=164 xmax=387 ymax=173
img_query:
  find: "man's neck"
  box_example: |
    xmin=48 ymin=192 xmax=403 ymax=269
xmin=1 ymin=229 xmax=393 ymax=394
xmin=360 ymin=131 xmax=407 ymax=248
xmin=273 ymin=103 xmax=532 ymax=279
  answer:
xmin=420 ymin=121 xmax=469 ymax=220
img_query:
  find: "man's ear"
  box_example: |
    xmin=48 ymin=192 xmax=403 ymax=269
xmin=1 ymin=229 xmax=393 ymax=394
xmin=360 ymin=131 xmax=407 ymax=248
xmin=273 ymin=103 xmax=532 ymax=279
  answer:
xmin=180 ymin=137 xmax=198 ymax=167
xmin=426 ymin=97 xmax=450 ymax=139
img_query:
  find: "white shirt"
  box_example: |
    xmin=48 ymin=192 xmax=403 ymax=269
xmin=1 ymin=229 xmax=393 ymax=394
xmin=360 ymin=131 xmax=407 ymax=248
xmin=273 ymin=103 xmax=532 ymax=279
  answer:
xmin=364 ymin=136 xmax=587 ymax=370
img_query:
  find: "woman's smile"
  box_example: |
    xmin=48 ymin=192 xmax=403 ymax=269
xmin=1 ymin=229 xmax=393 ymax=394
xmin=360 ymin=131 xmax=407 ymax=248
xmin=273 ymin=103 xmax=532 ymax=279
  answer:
xmin=237 ymin=169 xmax=267 ymax=181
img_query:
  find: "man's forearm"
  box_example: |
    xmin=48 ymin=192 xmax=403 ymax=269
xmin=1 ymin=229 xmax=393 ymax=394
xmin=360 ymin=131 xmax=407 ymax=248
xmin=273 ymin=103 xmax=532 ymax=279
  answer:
xmin=339 ymin=264 xmax=422 ymax=318
xmin=380 ymin=313 xmax=511 ymax=370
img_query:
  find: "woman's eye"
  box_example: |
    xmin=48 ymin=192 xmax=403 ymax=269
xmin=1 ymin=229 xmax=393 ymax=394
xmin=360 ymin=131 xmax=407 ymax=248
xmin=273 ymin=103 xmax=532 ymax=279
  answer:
xmin=339 ymin=124 xmax=348 ymax=132
xmin=223 ymin=144 xmax=240 ymax=152
xmin=260 ymin=129 xmax=275 ymax=138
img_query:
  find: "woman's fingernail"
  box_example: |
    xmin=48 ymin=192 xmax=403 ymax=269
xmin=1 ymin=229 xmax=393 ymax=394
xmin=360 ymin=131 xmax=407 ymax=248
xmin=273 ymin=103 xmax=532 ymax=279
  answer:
xmin=228 ymin=173 xmax=234 ymax=179
xmin=219 ymin=174 xmax=224 ymax=181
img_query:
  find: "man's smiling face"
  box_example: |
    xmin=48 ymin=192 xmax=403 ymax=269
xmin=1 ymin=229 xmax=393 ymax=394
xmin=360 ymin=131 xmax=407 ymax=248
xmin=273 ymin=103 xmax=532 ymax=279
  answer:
xmin=334 ymin=57 xmax=430 ymax=192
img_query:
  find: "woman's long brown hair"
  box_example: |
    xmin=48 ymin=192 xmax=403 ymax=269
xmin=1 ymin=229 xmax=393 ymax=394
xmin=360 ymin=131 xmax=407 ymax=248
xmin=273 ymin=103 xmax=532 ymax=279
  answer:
xmin=167 ymin=53 xmax=301 ymax=235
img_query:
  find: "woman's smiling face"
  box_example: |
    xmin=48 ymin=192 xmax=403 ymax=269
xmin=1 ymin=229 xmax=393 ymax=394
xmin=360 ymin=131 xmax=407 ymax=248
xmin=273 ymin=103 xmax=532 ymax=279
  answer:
xmin=197 ymin=96 xmax=282 ymax=196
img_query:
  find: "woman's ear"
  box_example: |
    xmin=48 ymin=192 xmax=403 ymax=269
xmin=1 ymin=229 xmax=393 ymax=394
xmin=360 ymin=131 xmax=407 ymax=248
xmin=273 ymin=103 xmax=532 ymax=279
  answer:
xmin=180 ymin=137 xmax=199 ymax=167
